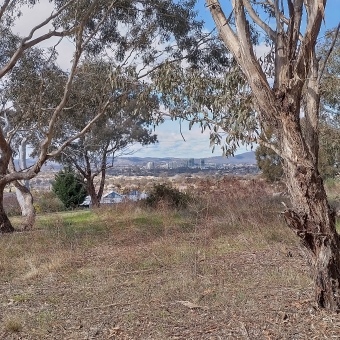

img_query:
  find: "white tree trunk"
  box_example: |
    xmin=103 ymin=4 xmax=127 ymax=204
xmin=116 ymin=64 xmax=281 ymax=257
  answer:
xmin=15 ymin=138 xmax=35 ymax=228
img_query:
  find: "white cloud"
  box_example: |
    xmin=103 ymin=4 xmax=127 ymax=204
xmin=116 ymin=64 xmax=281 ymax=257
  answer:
xmin=128 ymin=120 xmax=249 ymax=158
xmin=254 ymin=42 xmax=271 ymax=59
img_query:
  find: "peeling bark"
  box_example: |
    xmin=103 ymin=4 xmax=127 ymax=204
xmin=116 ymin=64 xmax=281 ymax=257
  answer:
xmin=283 ymin=159 xmax=340 ymax=310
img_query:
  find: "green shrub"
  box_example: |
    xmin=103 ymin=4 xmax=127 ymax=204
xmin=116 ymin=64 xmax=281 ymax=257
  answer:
xmin=145 ymin=183 xmax=191 ymax=209
xmin=52 ymin=167 xmax=87 ymax=209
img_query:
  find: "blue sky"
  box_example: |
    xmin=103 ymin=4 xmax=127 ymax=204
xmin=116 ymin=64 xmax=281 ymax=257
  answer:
xmin=13 ymin=1 xmax=340 ymax=159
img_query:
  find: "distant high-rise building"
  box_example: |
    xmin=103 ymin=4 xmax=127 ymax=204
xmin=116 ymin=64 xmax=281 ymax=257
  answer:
xmin=168 ymin=161 xmax=179 ymax=169
xmin=188 ymin=158 xmax=195 ymax=167
xmin=200 ymin=159 xmax=205 ymax=168
xmin=146 ymin=161 xmax=154 ymax=170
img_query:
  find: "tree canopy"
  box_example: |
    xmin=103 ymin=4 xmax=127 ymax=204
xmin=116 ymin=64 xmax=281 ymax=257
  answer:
xmin=52 ymin=59 xmax=158 ymax=207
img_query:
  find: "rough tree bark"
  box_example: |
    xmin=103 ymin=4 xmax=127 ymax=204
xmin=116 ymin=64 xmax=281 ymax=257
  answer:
xmin=0 ymin=184 xmax=14 ymax=233
xmin=206 ymin=0 xmax=340 ymax=310
xmin=279 ymin=94 xmax=340 ymax=310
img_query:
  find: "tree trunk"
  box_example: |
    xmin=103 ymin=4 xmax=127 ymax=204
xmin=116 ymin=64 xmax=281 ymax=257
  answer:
xmin=282 ymin=133 xmax=340 ymax=310
xmin=0 ymin=187 xmax=15 ymax=233
xmin=97 ymin=165 xmax=106 ymax=201
xmin=12 ymin=138 xmax=35 ymax=229
xmin=14 ymin=181 xmax=35 ymax=230
xmin=87 ymin=178 xmax=100 ymax=208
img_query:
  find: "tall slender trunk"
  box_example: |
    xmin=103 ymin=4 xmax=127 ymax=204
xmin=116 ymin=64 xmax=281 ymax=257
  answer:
xmin=97 ymin=151 xmax=107 ymax=201
xmin=0 ymin=185 xmax=14 ymax=233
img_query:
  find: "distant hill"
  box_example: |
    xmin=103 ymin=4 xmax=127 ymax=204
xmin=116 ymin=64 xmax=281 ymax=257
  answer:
xmin=203 ymin=151 xmax=256 ymax=165
xmin=13 ymin=159 xmax=62 ymax=171
xmin=16 ymin=151 xmax=256 ymax=170
xmin=116 ymin=151 xmax=256 ymax=165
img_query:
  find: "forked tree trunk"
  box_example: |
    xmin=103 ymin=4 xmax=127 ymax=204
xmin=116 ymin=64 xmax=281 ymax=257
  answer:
xmin=85 ymin=169 xmax=107 ymax=209
xmin=0 ymin=187 xmax=15 ymax=233
xmin=205 ymin=0 xmax=340 ymax=310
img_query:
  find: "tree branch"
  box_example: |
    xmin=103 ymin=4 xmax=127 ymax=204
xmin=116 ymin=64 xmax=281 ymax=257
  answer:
xmin=0 ymin=0 xmax=11 ymax=21
xmin=0 ymin=1 xmax=74 ymax=79
xmin=243 ymin=0 xmax=276 ymax=41
xmin=295 ymin=0 xmax=327 ymax=79
xmin=258 ymin=138 xmax=283 ymax=158
xmin=318 ymin=23 xmax=340 ymax=83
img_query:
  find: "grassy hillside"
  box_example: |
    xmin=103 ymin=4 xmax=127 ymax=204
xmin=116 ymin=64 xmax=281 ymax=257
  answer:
xmin=0 ymin=178 xmax=339 ymax=339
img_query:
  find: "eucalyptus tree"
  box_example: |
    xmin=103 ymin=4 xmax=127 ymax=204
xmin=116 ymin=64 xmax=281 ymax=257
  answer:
xmin=1 ymin=112 xmax=36 ymax=229
xmin=209 ymin=2 xmax=340 ymax=311
xmin=2 ymin=46 xmax=67 ymax=229
xmin=155 ymin=1 xmax=340 ymax=310
xmin=0 ymin=0 xmax=214 ymax=232
xmin=59 ymin=116 xmax=157 ymax=208
xmin=257 ymin=27 xmax=340 ymax=181
xmin=52 ymin=60 xmax=158 ymax=207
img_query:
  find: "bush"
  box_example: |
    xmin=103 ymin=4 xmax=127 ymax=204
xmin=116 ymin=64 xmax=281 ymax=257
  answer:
xmin=33 ymin=191 xmax=65 ymax=213
xmin=52 ymin=167 xmax=87 ymax=209
xmin=255 ymin=144 xmax=283 ymax=182
xmin=145 ymin=183 xmax=191 ymax=209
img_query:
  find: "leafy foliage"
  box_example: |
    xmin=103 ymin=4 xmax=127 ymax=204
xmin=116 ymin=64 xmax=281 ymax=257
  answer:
xmin=0 ymin=0 xmax=219 ymax=232
xmin=152 ymin=60 xmax=255 ymax=156
xmin=52 ymin=167 xmax=87 ymax=209
xmin=255 ymin=145 xmax=283 ymax=182
xmin=145 ymin=183 xmax=191 ymax=209
xmin=33 ymin=191 xmax=65 ymax=214
xmin=50 ymin=59 xmax=158 ymax=206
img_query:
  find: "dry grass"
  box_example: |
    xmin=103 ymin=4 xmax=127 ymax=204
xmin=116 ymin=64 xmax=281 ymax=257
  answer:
xmin=0 ymin=177 xmax=339 ymax=339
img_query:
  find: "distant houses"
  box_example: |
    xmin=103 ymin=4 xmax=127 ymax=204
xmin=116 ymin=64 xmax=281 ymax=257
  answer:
xmin=125 ymin=190 xmax=148 ymax=201
xmin=80 ymin=190 xmax=147 ymax=207
xmin=102 ymin=191 xmax=125 ymax=204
